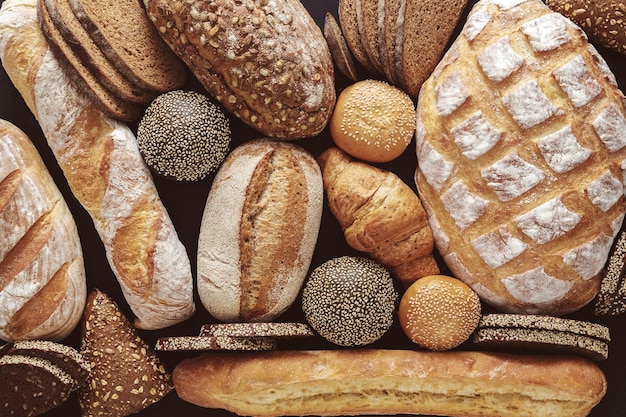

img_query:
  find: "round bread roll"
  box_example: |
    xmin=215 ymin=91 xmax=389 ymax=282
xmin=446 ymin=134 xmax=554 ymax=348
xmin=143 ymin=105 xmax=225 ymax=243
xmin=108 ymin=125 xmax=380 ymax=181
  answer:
xmin=330 ymin=79 xmax=415 ymax=163
xmin=197 ymin=139 xmax=323 ymax=323
xmin=301 ymin=256 xmax=398 ymax=347
xmin=398 ymin=275 xmax=481 ymax=351
xmin=137 ymin=90 xmax=231 ymax=181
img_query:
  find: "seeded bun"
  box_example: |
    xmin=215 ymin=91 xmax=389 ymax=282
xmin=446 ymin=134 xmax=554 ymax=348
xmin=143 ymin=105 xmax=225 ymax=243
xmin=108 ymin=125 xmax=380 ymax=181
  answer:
xmin=301 ymin=256 xmax=398 ymax=347
xmin=137 ymin=90 xmax=231 ymax=181
xmin=398 ymin=275 xmax=481 ymax=351
xmin=329 ymin=79 xmax=415 ymax=163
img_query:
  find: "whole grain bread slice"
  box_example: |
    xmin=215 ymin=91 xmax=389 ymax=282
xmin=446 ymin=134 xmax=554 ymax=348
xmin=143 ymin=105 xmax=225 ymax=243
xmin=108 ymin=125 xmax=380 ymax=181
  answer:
xmin=339 ymin=0 xmax=379 ymax=74
xmin=359 ymin=0 xmax=385 ymax=74
xmin=78 ymin=289 xmax=173 ymax=417
xmin=397 ymin=0 xmax=469 ymax=98
xmin=44 ymin=0 xmax=155 ymax=104
xmin=68 ymin=0 xmax=186 ymax=93
xmin=381 ymin=0 xmax=404 ymax=85
xmin=37 ymin=0 xmax=144 ymax=121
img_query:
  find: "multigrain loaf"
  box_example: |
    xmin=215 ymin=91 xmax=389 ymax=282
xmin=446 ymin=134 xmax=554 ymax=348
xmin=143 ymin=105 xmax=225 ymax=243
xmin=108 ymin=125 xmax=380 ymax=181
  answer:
xmin=0 ymin=0 xmax=196 ymax=329
xmin=358 ymin=0 xmax=385 ymax=74
xmin=145 ymin=0 xmax=335 ymax=140
xmin=415 ymin=0 xmax=626 ymax=315
xmin=0 ymin=119 xmax=86 ymax=342
xmin=173 ymin=349 xmax=607 ymax=417
xmin=197 ymin=139 xmax=323 ymax=322
xmin=381 ymin=0 xmax=403 ymax=84
xmin=339 ymin=0 xmax=379 ymax=74
xmin=67 ymin=0 xmax=186 ymax=93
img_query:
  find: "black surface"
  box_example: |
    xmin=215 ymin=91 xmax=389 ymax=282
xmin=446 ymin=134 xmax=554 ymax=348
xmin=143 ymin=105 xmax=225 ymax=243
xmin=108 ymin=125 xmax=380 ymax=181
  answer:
xmin=0 ymin=0 xmax=625 ymax=416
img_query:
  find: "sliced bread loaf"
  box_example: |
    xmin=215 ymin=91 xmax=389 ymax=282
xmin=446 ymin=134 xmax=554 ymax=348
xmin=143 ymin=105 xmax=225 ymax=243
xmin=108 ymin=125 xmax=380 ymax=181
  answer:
xmin=339 ymin=0 xmax=379 ymax=74
xmin=44 ymin=0 xmax=155 ymax=104
xmin=359 ymin=0 xmax=385 ymax=74
xmin=381 ymin=0 xmax=404 ymax=85
xmin=68 ymin=0 xmax=186 ymax=93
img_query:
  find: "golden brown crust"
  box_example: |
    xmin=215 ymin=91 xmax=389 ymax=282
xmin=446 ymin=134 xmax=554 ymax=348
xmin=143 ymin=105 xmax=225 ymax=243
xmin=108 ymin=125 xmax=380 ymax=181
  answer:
xmin=173 ymin=349 xmax=607 ymax=417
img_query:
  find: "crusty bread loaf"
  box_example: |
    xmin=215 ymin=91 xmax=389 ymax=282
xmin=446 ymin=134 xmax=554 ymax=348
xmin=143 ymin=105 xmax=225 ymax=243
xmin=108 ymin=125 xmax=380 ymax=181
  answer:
xmin=197 ymin=139 xmax=323 ymax=322
xmin=0 ymin=118 xmax=86 ymax=342
xmin=173 ymin=349 xmax=607 ymax=417
xmin=144 ymin=0 xmax=336 ymax=140
xmin=415 ymin=0 xmax=626 ymax=315
xmin=318 ymin=147 xmax=439 ymax=287
xmin=0 ymin=0 xmax=195 ymax=329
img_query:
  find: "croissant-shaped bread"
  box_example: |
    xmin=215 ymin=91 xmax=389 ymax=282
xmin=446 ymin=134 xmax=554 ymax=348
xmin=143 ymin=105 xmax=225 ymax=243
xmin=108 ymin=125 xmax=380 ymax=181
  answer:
xmin=317 ymin=147 xmax=439 ymax=287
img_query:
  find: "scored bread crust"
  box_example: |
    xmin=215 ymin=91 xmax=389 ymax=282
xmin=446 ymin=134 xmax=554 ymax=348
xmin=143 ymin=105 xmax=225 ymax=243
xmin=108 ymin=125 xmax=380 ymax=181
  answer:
xmin=415 ymin=0 xmax=626 ymax=315
xmin=173 ymin=349 xmax=607 ymax=417
xmin=0 ymin=0 xmax=195 ymax=330
xmin=145 ymin=0 xmax=336 ymax=140
xmin=0 ymin=119 xmax=86 ymax=342
xmin=197 ymin=139 xmax=323 ymax=323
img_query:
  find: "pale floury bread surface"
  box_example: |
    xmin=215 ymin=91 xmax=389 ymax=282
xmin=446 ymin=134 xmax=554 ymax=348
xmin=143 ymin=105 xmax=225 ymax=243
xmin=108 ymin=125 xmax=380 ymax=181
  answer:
xmin=197 ymin=139 xmax=323 ymax=322
xmin=415 ymin=0 xmax=626 ymax=315
xmin=0 ymin=118 xmax=86 ymax=342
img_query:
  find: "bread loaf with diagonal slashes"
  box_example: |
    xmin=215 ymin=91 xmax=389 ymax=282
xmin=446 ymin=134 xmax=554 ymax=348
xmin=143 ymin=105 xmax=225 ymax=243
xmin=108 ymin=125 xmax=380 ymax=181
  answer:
xmin=0 ymin=118 xmax=86 ymax=342
xmin=415 ymin=0 xmax=626 ymax=316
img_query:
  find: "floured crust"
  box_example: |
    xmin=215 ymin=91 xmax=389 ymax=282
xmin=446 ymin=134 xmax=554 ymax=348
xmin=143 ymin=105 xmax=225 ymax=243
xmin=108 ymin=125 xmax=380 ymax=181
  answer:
xmin=415 ymin=0 xmax=626 ymax=315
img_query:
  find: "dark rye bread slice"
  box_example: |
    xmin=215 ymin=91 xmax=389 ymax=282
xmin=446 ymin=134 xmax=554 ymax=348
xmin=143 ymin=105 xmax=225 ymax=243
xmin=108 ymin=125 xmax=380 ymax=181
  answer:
xmin=78 ymin=289 xmax=172 ymax=417
xmin=37 ymin=0 xmax=143 ymax=121
xmin=67 ymin=0 xmax=186 ymax=93
xmin=0 ymin=354 xmax=77 ymax=417
xmin=396 ymin=0 xmax=469 ymax=98
xmin=44 ymin=0 xmax=155 ymax=104
xmin=358 ymin=0 xmax=385 ymax=75
xmin=339 ymin=0 xmax=379 ymax=75
xmin=381 ymin=0 xmax=404 ymax=85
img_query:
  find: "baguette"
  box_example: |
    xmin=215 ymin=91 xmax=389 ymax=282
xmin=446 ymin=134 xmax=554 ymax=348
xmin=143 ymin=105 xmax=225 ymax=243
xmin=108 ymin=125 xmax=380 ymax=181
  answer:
xmin=0 ymin=0 xmax=195 ymax=330
xmin=0 ymin=118 xmax=86 ymax=342
xmin=173 ymin=349 xmax=607 ymax=417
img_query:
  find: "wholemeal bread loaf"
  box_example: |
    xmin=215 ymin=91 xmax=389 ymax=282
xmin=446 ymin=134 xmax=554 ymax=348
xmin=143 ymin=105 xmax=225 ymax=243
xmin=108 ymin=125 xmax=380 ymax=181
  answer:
xmin=144 ymin=0 xmax=336 ymax=140
xmin=415 ymin=0 xmax=626 ymax=315
xmin=339 ymin=0 xmax=379 ymax=74
xmin=0 ymin=0 xmax=195 ymax=329
xmin=173 ymin=349 xmax=607 ymax=417
xmin=197 ymin=139 xmax=323 ymax=322
xmin=0 ymin=118 xmax=86 ymax=342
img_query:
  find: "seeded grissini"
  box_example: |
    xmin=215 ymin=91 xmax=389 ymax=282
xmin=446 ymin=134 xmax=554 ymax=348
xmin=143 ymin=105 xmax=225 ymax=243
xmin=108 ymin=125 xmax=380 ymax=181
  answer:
xmin=0 ymin=0 xmax=196 ymax=330
xmin=144 ymin=0 xmax=335 ymax=140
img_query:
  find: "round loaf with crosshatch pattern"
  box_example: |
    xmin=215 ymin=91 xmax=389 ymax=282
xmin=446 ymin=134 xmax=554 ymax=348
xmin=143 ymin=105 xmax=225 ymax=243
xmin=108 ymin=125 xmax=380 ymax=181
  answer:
xmin=415 ymin=0 xmax=626 ymax=316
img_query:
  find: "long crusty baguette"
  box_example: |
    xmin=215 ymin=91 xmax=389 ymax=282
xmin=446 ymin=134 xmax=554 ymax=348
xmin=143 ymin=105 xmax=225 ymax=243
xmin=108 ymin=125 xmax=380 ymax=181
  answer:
xmin=0 ymin=118 xmax=86 ymax=342
xmin=0 ymin=0 xmax=195 ymax=330
xmin=173 ymin=349 xmax=606 ymax=417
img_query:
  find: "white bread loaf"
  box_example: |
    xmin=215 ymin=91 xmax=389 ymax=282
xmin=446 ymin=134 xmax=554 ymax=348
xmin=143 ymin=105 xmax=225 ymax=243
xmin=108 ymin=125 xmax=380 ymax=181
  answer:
xmin=197 ymin=138 xmax=323 ymax=322
xmin=0 ymin=118 xmax=86 ymax=342
xmin=415 ymin=0 xmax=626 ymax=315
xmin=173 ymin=349 xmax=607 ymax=417
xmin=0 ymin=0 xmax=195 ymax=330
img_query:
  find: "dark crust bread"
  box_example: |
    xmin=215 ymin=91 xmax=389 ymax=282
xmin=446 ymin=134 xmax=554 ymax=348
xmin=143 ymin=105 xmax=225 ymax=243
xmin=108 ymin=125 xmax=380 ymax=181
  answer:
xmin=145 ymin=0 xmax=336 ymax=140
xmin=338 ymin=0 xmax=379 ymax=74
xmin=78 ymin=289 xmax=173 ymax=417
xmin=155 ymin=335 xmax=278 ymax=352
xmin=200 ymin=322 xmax=315 ymax=338
xmin=324 ymin=12 xmax=359 ymax=81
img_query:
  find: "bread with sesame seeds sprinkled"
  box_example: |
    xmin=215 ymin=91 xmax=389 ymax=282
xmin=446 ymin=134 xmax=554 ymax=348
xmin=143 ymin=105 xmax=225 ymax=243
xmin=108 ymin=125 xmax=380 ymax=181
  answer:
xmin=595 ymin=223 xmax=626 ymax=315
xmin=317 ymin=147 xmax=440 ymax=287
xmin=399 ymin=274 xmax=481 ymax=350
xmin=329 ymin=79 xmax=415 ymax=163
xmin=78 ymin=289 xmax=173 ymax=417
xmin=301 ymin=256 xmax=398 ymax=346
xmin=144 ymin=0 xmax=336 ymax=140
xmin=137 ymin=90 xmax=231 ymax=182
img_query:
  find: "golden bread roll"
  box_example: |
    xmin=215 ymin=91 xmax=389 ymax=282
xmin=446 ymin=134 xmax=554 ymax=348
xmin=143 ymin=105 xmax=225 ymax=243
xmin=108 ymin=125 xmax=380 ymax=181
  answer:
xmin=318 ymin=146 xmax=439 ymax=287
xmin=415 ymin=0 xmax=626 ymax=315
xmin=173 ymin=349 xmax=607 ymax=417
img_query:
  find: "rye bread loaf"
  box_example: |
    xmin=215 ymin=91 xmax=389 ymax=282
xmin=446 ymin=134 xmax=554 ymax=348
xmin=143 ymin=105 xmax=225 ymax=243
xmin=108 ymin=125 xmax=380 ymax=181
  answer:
xmin=415 ymin=0 xmax=626 ymax=315
xmin=0 ymin=118 xmax=86 ymax=342
xmin=358 ymin=0 xmax=385 ymax=74
xmin=339 ymin=0 xmax=379 ymax=74
xmin=197 ymin=139 xmax=323 ymax=322
xmin=144 ymin=0 xmax=336 ymax=140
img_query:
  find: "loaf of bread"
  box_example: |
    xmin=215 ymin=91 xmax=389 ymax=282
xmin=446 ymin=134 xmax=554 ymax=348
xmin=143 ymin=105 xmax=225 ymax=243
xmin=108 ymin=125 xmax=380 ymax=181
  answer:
xmin=144 ymin=0 xmax=336 ymax=140
xmin=173 ymin=349 xmax=607 ymax=417
xmin=318 ymin=147 xmax=439 ymax=287
xmin=415 ymin=0 xmax=626 ymax=315
xmin=0 ymin=118 xmax=86 ymax=342
xmin=0 ymin=0 xmax=195 ymax=330
xmin=197 ymin=139 xmax=323 ymax=322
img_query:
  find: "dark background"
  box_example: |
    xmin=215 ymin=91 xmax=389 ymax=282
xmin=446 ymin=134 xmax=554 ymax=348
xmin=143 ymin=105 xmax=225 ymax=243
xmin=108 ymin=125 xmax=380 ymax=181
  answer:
xmin=0 ymin=0 xmax=625 ymax=416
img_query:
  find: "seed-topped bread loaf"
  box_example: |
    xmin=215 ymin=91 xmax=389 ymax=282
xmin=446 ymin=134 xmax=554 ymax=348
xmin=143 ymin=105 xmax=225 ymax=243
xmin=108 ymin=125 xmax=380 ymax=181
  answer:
xmin=415 ymin=0 xmax=626 ymax=316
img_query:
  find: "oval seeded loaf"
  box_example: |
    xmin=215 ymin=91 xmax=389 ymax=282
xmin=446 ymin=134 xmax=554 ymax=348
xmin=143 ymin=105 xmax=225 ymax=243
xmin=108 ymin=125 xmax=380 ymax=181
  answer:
xmin=197 ymin=139 xmax=323 ymax=322
xmin=144 ymin=0 xmax=336 ymax=140
xmin=415 ymin=0 xmax=626 ymax=316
